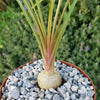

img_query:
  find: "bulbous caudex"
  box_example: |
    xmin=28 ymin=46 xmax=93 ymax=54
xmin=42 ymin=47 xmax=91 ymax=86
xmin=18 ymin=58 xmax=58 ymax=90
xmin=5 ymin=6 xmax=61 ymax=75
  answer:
xmin=37 ymin=70 xmax=62 ymax=89
xmin=37 ymin=59 xmax=62 ymax=89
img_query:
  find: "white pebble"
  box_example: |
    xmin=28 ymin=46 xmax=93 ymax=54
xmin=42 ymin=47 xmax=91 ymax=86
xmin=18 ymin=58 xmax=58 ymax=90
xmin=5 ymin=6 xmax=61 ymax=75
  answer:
xmin=71 ymin=85 xmax=79 ymax=92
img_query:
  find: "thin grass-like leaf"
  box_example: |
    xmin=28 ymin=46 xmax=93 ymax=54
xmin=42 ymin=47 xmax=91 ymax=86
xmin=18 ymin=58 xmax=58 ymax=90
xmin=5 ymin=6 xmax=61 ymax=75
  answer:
xmin=30 ymin=0 xmax=47 ymax=42
xmin=36 ymin=0 xmax=47 ymax=43
xmin=23 ymin=0 xmax=46 ymax=50
xmin=51 ymin=0 xmax=62 ymax=40
xmin=53 ymin=0 xmax=70 ymax=40
xmin=46 ymin=0 xmax=55 ymax=65
xmin=32 ymin=0 xmax=44 ymax=9
xmin=48 ymin=0 xmax=55 ymax=41
xmin=50 ymin=0 xmax=78 ymax=64
xmin=50 ymin=0 xmax=70 ymax=55
xmin=16 ymin=0 xmax=45 ymax=58
xmin=50 ymin=0 xmax=62 ymax=55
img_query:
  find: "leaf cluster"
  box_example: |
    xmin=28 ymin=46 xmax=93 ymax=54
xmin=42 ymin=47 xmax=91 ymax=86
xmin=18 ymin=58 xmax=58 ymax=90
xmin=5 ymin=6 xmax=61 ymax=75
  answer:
xmin=16 ymin=0 xmax=78 ymax=69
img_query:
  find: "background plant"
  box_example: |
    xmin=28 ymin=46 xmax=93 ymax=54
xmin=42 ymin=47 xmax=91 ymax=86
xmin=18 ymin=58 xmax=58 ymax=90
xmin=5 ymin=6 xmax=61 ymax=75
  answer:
xmin=0 ymin=0 xmax=13 ymax=12
xmin=0 ymin=0 xmax=100 ymax=99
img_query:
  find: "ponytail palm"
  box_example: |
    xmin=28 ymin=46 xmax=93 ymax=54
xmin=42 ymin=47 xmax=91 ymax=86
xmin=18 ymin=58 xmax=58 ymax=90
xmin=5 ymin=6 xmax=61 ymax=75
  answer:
xmin=17 ymin=0 xmax=77 ymax=89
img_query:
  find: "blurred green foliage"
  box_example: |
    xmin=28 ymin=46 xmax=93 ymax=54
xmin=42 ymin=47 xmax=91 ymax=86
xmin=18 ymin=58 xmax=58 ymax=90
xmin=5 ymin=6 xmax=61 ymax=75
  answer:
xmin=0 ymin=0 xmax=100 ymax=99
xmin=0 ymin=0 xmax=10 ymax=11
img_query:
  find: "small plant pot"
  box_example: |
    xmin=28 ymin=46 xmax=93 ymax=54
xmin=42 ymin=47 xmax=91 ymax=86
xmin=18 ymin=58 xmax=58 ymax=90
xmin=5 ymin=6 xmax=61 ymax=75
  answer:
xmin=0 ymin=60 xmax=96 ymax=99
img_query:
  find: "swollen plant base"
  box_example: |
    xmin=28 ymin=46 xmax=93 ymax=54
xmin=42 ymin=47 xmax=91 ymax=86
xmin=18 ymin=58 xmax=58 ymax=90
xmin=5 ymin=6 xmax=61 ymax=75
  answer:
xmin=38 ymin=70 xmax=62 ymax=89
xmin=0 ymin=59 xmax=96 ymax=100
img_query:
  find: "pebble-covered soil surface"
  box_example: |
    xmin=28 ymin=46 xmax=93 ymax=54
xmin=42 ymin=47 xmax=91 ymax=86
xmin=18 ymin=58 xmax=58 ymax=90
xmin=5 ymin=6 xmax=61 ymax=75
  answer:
xmin=1 ymin=59 xmax=95 ymax=100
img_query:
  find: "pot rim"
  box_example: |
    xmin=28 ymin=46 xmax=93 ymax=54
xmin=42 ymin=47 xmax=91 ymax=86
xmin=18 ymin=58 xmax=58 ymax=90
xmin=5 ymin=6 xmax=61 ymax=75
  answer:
xmin=0 ymin=60 xmax=96 ymax=99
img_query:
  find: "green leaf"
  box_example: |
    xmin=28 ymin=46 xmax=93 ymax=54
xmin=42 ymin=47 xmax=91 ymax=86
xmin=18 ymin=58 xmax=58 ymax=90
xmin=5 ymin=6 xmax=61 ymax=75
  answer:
xmin=50 ymin=0 xmax=78 ymax=63
xmin=16 ymin=0 xmax=45 ymax=58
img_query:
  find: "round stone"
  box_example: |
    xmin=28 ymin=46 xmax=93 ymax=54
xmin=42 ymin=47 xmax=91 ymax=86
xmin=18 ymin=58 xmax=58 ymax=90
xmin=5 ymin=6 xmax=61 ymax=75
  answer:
xmin=53 ymin=94 xmax=61 ymax=100
xmin=71 ymin=94 xmax=76 ymax=100
xmin=30 ymin=92 xmax=38 ymax=97
xmin=23 ymin=80 xmax=34 ymax=88
xmin=13 ymin=77 xmax=19 ymax=82
xmin=46 ymin=94 xmax=53 ymax=100
xmin=64 ymin=82 xmax=71 ymax=89
xmin=82 ymin=81 xmax=87 ymax=86
xmin=39 ymin=92 xmax=44 ymax=99
xmin=61 ymin=86 xmax=67 ymax=92
xmin=29 ymin=97 xmax=36 ymax=100
xmin=71 ymin=85 xmax=79 ymax=92
xmin=57 ymin=87 xmax=66 ymax=97
xmin=64 ymin=92 xmax=70 ymax=100
xmin=84 ymin=96 xmax=93 ymax=100
xmin=20 ymin=87 xmax=27 ymax=95
xmin=87 ymin=90 xmax=95 ymax=98
xmin=72 ymin=79 xmax=78 ymax=85
xmin=78 ymin=86 xmax=87 ymax=95
xmin=11 ymin=88 xmax=19 ymax=99
xmin=74 ymin=75 xmax=79 ymax=80
xmin=18 ymin=98 xmax=22 ymax=100
xmin=18 ymin=81 xmax=23 ymax=87
xmin=78 ymin=78 xmax=84 ymax=83
xmin=49 ymin=88 xmax=58 ymax=93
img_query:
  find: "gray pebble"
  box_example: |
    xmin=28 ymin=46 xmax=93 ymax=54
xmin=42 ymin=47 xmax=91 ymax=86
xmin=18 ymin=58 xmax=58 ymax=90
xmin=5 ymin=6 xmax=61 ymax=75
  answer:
xmin=71 ymin=85 xmax=79 ymax=92
xmin=20 ymin=87 xmax=27 ymax=95
xmin=53 ymin=94 xmax=61 ymax=100
xmin=87 ymin=90 xmax=95 ymax=98
xmin=39 ymin=92 xmax=44 ymax=99
xmin=11 ymin=88 xmax=19 ymax=99
xmin=74 ymin=75 xmax=79 ymax=80
xmin=23 ymin=80 xmax=34 ymax=88
xmin=61 ymin=86 xmax=67 ymax=92
xmin=82 ymin=81 xmax=87 ymax=86
xmin=84 ymin=96 xmax=93 ymax=100
xmin=71 ymin=94 xmax=76 ymax=100
xmin=49 ymin=88 xmax=58 ymax=93
xmin=78 ymin=86 xmax=87 ymax=94
xmin=30 ymin=92 xmax=38 ymax=97
xmin=64 ymin=82 xmax=71 ymax=89
xmin=45 ymin=90 xmax=51 ymax=94
xmin=57 ymin=87 xmax=66 ymax=97
xmin=46 ymin=93 xmax=53 ymax=100
xmin=29 ymin=97 xmax=36 ymax=100
xmin=2 ymin=87 xmax=5 ymax=93
xmin=72 ymin=79 xmax=78 ymax=85
xmin=57 ymin=60 xmax=61 ymax=65
xmin=64 ymin=92 xmax=70 ymax=100
xmin=18 ymin=81 xmax=23 ymax=87
xmin=78 ymin=78 xmax=84 ymax=83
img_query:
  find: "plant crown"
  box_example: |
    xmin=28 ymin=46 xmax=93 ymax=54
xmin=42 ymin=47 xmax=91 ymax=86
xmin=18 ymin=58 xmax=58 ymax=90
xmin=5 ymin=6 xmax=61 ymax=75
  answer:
xmin=17 ymin=0 xmax=77 ymax=73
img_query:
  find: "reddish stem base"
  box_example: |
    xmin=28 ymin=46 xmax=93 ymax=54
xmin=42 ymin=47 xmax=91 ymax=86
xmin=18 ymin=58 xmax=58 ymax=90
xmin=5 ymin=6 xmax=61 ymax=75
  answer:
xmin=45 ymin=67 xmax=54 ymax=75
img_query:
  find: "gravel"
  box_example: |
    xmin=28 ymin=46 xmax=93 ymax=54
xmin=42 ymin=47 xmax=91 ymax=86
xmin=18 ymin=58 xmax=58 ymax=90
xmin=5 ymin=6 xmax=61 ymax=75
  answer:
xmin=1 ymin=59 xmax=95 ymax=100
